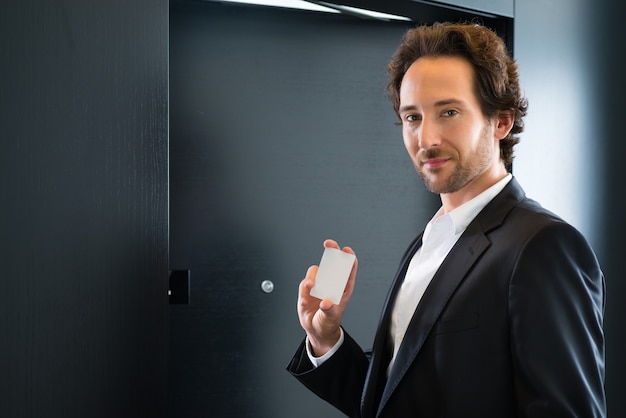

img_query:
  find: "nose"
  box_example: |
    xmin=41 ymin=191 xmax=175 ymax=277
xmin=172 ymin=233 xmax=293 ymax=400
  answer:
xmin=403 ymin=116 xmax=441 ymax=156
xmin=418 ymin=118 xmax=441 ymax=149
xmin=404 ymin=118 xmax=441 ymax=152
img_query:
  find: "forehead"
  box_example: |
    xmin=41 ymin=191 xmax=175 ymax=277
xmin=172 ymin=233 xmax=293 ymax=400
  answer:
xmin=399 ymin=56 xmax=477 ymax=107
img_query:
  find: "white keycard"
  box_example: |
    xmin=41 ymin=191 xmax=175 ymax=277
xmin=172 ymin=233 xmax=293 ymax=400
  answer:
xmin=310 ymin=247 xmax=356 ymax=305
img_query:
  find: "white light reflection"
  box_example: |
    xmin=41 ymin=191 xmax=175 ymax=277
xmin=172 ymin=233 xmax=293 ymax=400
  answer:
xmin=208 ymin=0 xmax=340 ymax=13
xmin=319 ymin=2 xmax=412 ymax=21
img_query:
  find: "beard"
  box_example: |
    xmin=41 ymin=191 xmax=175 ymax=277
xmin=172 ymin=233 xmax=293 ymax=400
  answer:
xmin=416 ymin=126 xmax=494 ymax=195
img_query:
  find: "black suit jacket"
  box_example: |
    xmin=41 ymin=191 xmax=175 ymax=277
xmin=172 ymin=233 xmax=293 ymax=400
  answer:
xmin=287 ymin=177 xmax=606 ymax=417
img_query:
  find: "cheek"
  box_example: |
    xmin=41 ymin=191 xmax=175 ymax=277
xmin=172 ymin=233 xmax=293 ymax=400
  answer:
xmin=402 ymin=127 xmax=418 ymax=153
xmin=450 ymin=123 xmax=485 ymax=150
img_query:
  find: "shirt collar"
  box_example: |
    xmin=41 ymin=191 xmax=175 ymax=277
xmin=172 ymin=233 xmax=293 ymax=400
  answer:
xmin=430 ymin=174 xmax=512 ymax=236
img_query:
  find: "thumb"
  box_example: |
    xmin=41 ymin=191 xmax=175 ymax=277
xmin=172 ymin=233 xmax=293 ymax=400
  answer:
xmin=319 ymin=299 xmax=335 ymax=311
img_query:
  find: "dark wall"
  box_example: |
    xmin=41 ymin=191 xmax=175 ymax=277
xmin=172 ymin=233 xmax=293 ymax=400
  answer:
xmin=0 ymin=1 xmax=169 ymax=417
xmin=168 ymin=2 xmax=439 ymax=417
xmin=595 ymin=2 xmax=626 ymax=415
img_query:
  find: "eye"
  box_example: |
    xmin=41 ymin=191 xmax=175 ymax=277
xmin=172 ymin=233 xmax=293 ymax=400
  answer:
xmin=442 ymin=109 xmax=458 ymax=117
xmin=404 ymin=114 xmax=421 ymax=123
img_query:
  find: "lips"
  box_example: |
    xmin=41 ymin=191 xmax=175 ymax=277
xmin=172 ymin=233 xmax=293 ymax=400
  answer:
xmin=422 ymin=157 xmax=450 ymax=170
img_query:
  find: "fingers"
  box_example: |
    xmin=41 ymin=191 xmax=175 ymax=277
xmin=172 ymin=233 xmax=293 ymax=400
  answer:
xmin=324 ymin=239 xmax=356 ymax=256
xmin=298 ymin=266 xmax=318 ymax=306
xmin=340 ymin=245 xmax=355 ymax=255
xmin=323 ymin=239 xmax=340 ymax=249
xmin=303 ymin=265 xmax=317 ymax=288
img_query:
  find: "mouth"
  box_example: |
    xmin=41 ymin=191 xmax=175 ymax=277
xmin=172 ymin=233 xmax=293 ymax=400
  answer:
xmin=421 ymin=157 xmax=450 ymax=170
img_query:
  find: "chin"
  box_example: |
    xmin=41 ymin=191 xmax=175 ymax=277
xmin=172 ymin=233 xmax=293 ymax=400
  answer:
xmin=422 ymin=176 xmax=467 ymax=195
xmin=421 ymin=178 xmax=444 ymax=194
xmin=419 ymin=171 xmax=446 ymax=194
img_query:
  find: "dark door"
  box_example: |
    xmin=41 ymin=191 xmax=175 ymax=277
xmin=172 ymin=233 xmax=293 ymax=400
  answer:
xmin=168 ymin=2 xmax=507 ymax=417
xmin=1 ymin=1 xmax=169 ymax=417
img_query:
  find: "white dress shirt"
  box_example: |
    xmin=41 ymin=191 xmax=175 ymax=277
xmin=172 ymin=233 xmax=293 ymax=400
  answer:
xmin=307 ymin=174 xmax=512 ymax=369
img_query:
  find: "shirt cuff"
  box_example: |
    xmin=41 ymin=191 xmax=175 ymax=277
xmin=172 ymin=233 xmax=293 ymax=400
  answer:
xmin=306 ymin=328 xmax=345 ymax=368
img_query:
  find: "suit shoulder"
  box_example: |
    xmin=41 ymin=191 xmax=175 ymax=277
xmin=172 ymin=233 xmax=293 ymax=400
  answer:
xmin=509 ymin=196 xmax=571 ymax=230
xmin=506 ymin=197 xmax=598 ymax=258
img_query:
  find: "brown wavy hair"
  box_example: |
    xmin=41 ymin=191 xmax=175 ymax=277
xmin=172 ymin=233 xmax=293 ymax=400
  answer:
xmin=387 ymin=22 xmax=528 ymax=166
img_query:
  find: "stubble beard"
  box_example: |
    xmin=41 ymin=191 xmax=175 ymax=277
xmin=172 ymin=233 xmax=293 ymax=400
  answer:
xmin=416 ymin=128 xmax=494 ymax=195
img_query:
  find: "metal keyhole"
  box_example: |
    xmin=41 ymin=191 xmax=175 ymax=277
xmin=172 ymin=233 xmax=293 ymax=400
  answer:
xmin=260 ymin=280 xmax=274 ymax=293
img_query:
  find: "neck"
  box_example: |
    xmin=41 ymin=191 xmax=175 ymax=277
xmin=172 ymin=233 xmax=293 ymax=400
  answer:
xmin=439 ymin=166 xmax=508 ymax=213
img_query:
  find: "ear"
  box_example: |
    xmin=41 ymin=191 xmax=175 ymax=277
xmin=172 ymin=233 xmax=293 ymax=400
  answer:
xmin=494 ymin=110 xmax=515 ymax=140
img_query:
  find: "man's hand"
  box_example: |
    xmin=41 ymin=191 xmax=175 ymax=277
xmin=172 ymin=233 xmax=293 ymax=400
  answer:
xmin=297 ymin=239 xmax=358 ymax=357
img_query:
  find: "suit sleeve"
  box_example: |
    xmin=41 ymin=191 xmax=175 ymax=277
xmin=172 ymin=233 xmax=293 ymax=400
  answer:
xmin=286 ymin=330 xmax=370 ymax=418
xmin=509 ymin=221 xmax=606 ymax=417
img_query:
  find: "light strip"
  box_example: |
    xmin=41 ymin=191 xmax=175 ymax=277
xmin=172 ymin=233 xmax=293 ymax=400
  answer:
xmin=318 ymin=2 xmax=412 ymax=21
xmin=208 ymin=0 xmax=340 ymax=13
xmin=207 ymin=0 xmax=412 ymax=21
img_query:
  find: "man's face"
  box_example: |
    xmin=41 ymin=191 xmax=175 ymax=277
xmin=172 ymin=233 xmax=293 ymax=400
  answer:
xmin=398 ymin=56 xmax=502 ymax=195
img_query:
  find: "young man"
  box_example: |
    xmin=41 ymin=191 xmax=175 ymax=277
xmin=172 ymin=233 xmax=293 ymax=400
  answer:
xmin=287 ymin=23 xmax=606 ymax=417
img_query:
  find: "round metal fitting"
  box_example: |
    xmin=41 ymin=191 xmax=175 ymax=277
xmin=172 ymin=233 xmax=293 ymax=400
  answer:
xmin=260 ymin=280 xmax=274 ymax=293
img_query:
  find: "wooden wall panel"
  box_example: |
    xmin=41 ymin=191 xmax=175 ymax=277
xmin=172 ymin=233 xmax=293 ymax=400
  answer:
xmin=0 ymin=1 xmax=169 ymax=416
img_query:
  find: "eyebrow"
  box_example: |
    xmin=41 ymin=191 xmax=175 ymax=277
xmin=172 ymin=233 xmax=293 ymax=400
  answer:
xmin=399 ymin=99 xmax=466 ymax=114
xmin=434 ymin=99 xmax=465 ymax=107
xmin=398 ymin=104 xmax=418 ymax=113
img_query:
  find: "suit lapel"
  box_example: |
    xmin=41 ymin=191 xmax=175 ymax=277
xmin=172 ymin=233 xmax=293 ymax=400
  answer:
xmin=360 ymin=234 xmax=422 ymax=418
xmin=377 ymin=229 xmax=490 ymax=415
xmin=374 ymin=177 xmax=526 ymax=417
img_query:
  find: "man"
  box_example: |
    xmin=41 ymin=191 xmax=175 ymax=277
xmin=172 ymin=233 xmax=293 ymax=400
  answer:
xmin=287 ymin=22 xmax=606 ymax=417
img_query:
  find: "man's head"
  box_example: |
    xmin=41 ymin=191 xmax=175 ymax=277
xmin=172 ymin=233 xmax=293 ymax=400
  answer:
xmin=387 ymin=22 xmax=528 ymax=166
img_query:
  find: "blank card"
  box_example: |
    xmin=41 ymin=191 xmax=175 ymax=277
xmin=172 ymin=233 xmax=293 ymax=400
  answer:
xmin=310 ymin=247 xmax=356 ymax=305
